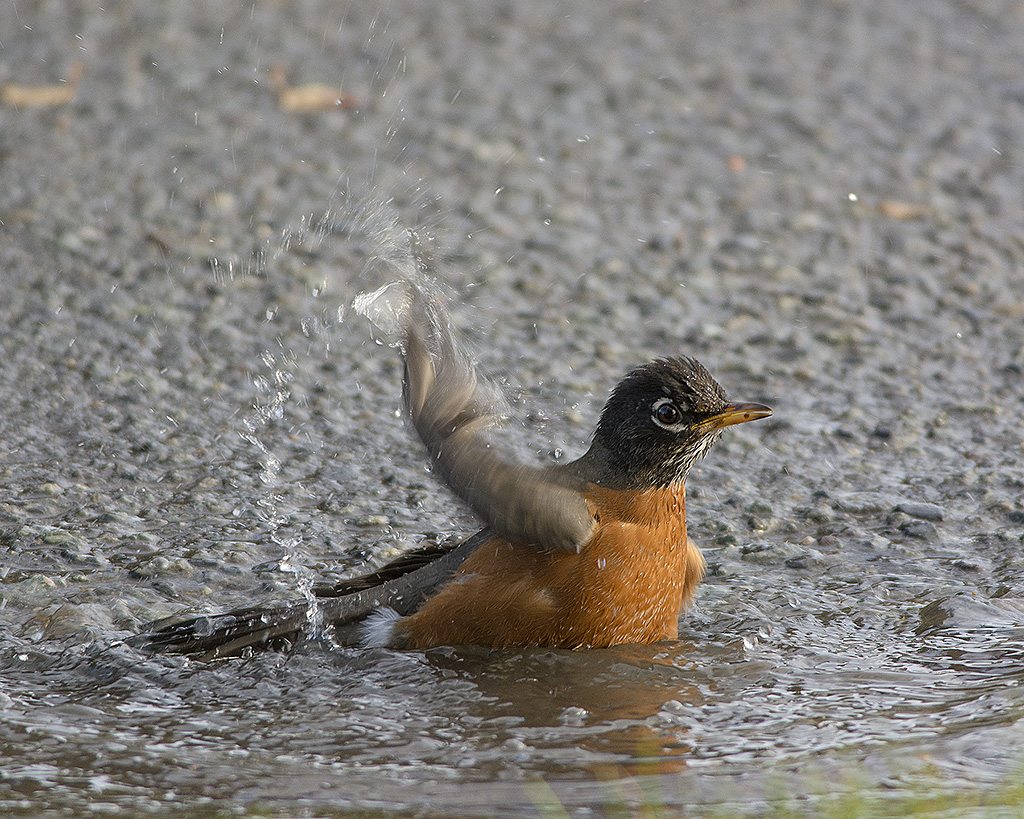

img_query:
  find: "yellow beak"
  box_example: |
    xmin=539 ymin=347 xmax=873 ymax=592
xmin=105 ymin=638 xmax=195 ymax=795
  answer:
xmin=698 ymin=401 xmax=773 ymax=433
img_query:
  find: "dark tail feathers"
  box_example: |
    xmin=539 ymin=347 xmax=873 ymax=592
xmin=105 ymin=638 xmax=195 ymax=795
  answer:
xmin=129 ymin=530 xmax=489 ymax=660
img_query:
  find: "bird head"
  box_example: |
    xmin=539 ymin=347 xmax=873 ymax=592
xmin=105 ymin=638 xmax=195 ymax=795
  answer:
xmin=590 ymin=357 xmax=771 ymax=490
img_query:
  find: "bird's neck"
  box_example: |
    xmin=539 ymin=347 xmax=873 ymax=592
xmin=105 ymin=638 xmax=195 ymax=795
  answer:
xmin=559 ymin=442 xmax=690 ymax=500
xmin=581 ymin=481 xmax=687 ymax=530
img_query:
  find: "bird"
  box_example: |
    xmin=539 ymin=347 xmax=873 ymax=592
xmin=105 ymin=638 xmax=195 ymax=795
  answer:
xmin=132 ymin=287 xmax=771 ymax=659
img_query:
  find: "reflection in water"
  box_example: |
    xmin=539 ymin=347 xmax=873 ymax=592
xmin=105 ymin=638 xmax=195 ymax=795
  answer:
xmin=420 ymin=642 xmax=706 ymax=774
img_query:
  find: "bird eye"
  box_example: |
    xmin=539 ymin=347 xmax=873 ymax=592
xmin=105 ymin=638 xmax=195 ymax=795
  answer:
xmin=652 ymin=398 xmax=683 ymax=428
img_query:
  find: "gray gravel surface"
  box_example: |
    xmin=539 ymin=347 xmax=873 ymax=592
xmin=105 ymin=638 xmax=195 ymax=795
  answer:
xmin=2 ymin=1 xmax=1023 ymax=816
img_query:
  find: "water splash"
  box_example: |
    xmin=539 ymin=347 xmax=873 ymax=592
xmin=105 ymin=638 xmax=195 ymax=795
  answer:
xmin=350 ymin=225 xmax=509 ymax=425
xmin=201 ymin=165 xmax=482 ymax=640
xmin=352 ymin=280 xmax=415 ymax=342
xmin=241 ymin=348 xmax=295 ymax=490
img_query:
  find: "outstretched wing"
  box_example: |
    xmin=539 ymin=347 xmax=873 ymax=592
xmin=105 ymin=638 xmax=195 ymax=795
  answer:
xmin=402 ymin=312 xmax=595 ymax=553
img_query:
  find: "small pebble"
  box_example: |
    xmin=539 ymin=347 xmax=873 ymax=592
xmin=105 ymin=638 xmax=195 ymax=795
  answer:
xmin=42 ymin=530 xmax=87 ymax=551
xmin=130 ymin=556 xmax=171 ymax=579
xmin=834 ymin=493 xmax=891 ymax=515
xmin=746 ymin=500 xmax=773 ymax=516
xmin=899 ymin=520 xmax=938 ymax=540
xmin=895 ymin=501 xmax=945 ymax=522
xmin=785 ymin=550 xmax=822 ymax=570
xmin=354 ymin=514 xmax=390 ymax=527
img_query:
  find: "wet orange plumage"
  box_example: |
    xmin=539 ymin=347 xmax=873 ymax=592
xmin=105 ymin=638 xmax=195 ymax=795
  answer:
xmin=397 ymin=483 xmax=704 ymax=649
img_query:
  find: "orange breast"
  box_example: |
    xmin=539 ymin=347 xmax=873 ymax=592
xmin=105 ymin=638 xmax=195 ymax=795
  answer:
xmin=397 ymin=484 xmax=704 ymax=649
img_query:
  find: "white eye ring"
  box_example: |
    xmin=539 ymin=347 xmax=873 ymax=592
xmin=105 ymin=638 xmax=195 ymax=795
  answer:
xmin=651 ymin=397 xmax=686 ymax=431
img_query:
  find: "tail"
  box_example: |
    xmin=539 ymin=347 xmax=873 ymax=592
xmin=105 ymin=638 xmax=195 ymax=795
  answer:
xmin=129 ymin=603 xmax=314 ymax=661
xmin=130 ymin=530 xmax=489 ymax=660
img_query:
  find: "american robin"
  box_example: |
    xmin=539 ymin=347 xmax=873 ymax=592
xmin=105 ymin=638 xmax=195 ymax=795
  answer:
xmin=134 ymin=292 xmax=771 ymax=659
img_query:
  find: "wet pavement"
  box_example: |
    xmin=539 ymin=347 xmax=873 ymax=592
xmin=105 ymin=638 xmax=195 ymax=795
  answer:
xmin=2 ymin=1 xmax=1023 ymax=816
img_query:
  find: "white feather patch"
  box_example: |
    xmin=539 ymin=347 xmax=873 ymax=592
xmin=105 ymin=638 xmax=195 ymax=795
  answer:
xmin=359 ymin=606 xmax=403 ymax=648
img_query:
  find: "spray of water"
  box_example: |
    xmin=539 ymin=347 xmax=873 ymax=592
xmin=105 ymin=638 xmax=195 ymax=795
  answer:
xmin=202 ymin=182 xmax=486 ymax=642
